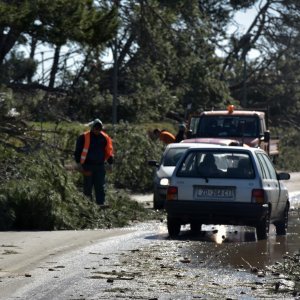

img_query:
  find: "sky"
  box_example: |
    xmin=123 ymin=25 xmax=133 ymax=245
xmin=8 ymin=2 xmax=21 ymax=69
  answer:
xmin=235 ymin=8 xmax=257 ymax=31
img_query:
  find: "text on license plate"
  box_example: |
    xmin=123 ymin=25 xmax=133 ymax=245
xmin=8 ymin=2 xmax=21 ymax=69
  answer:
xmin=197 ymin=187 xmax=235 ymax=199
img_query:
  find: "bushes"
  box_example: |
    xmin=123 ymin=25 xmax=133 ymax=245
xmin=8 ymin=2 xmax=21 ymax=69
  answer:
xmin=0 ymin=150 xmax=97 ymax=230
xmin=0 ymin=123 xmax=165 ymax=230
xmin=0 ymin=194 xmax=15 ymax=230
xmin=276 ymin=127 xmax=300 ymax=172
xmin=0 ymin=152 xmax=160 ymax=230
xmin=108 ymin=122 xmax=164 ymax=192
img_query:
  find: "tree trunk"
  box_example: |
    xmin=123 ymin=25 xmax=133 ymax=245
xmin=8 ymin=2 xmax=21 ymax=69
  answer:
xmin=28 ymin=38 xmax=37 ymax=83
xmin=49 ymin=45 xmax=61 ymax=88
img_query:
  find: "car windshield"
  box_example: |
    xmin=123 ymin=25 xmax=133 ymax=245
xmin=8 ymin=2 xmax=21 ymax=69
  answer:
xmin=198 ymin=116 xmax=259 ymax=138
xmin=176 ymin=150 xmax=254 ymax=179
xmin=163 ymin=147 xmax=189 ymax=167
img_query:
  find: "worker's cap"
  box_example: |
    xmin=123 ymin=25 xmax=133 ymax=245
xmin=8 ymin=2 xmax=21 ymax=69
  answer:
xmin=91 ymin=118 xmax=103 ymax=129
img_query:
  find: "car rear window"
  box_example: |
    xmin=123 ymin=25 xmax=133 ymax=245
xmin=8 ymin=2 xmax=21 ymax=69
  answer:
xmin=163 ymin=147 xmax=189 ymax=166
xmin=176 ymin=150 xmax=254 ymax=179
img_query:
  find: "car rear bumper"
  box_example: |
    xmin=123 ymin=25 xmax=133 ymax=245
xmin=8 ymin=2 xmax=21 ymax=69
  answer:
xmin=165 ymin=200 xmax=269 ymax=226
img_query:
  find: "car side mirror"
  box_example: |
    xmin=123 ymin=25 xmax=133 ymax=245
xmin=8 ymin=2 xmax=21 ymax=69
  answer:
xmin=186 ymin=130 xmax=193 ymax=139
xmin=148 ymin=160 xmax=159 ymax=167
xmin=277 ymin=172 xmax=290 ymax=180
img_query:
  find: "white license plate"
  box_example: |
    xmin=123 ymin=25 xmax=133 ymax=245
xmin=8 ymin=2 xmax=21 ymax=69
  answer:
xmin=196 ymin=187 xmax=235 ymax=200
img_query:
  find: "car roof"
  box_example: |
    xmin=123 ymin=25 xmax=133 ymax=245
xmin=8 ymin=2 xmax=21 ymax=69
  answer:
xmin=163 ymin=143 xmax=267 ymax=156
xmin=164 ymin=142 xmax=219 ymax=150
xmin=181 ymin=144 xmax=265 ymax=154
xmin=181 ymin=138 xmax=242 ymax=146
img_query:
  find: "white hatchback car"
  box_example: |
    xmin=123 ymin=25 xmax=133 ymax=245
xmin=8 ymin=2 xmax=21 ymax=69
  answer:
xmin=165 ymin=145 xmax=290 ymax=240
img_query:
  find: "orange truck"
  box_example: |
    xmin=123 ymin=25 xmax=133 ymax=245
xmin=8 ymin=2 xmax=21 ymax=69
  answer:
xmin=187 ymin=105 xmax=279 ymax=161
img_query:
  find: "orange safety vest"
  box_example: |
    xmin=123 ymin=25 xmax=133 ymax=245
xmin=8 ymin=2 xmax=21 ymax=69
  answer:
xmin=80 ymin=131 xmax=113 ymax=164
xmin=159 ymin=131 xmax=176 ymax=144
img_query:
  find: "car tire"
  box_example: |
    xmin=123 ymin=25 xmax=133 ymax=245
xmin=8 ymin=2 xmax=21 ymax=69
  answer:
xmin=275 ymin=203 xmax=289 ymax=236
xmin=256 ymin=209 xmax=270 ymax=240
xmin=190 ymin=222 xmax=202 ymax=233
xmin=167 ymin=216 xmax=181 ymax=237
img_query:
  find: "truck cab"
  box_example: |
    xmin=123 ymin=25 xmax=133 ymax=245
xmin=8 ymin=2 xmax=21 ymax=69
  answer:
xmin=188 ymin=106 xmax=279 ymax=160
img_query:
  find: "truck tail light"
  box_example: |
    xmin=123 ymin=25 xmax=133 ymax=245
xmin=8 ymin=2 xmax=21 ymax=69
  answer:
xmin=252 ymin=189 xmax=264 ymax=204
xmin=167 ymin=186 xmax=178 ymax=201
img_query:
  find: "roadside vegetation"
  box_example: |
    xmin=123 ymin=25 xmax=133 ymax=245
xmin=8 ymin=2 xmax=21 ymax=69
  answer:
xmin=276 ymin=128 xmax=300 ymax=172
xmin=0 ymin=120 xmax=168 ymax=231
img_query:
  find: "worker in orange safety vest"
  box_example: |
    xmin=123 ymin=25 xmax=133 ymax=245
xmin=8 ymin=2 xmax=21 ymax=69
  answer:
xmin=153 ymin=128 xmax=175 ymax=144
xmin=74 ymin=118 xmax=114 ymax=206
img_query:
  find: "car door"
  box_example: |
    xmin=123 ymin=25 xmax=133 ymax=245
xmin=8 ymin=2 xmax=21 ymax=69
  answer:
xmin=256 ymin=152 xmax=280 ymax=219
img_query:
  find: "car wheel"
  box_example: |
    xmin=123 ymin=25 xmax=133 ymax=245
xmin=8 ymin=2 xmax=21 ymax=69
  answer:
xmin=256 ymin=209 xmax=270 ymax=240
xmin=167 ymin=216 xmax=181 ymax=237
xmin=275 ymin=203 xmax=289 ymax=235
xmin=153 ymin=195 xmax=164 ymax=210
xmin=190 ymin=222 xmax=202 ymax=233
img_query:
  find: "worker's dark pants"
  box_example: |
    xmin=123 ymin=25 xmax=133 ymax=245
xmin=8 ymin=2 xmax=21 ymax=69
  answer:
xmin=83 ymin=164 xmax=106 ymax=205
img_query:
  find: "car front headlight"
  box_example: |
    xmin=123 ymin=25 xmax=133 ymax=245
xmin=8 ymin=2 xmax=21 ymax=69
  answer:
xmin=159 ymin=178 xmax=170 ymax=186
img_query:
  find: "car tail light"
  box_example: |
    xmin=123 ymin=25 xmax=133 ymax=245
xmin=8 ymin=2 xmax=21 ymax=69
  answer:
xmin=252 ymin=189 xmax=265 ymax=204
xmin=167 ymin=186 xmax=178 ymax=201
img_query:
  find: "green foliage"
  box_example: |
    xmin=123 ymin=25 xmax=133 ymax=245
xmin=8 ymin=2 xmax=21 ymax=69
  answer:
xmin=0 ymin=176 xmax=157 ymax=231
xmin=107 ymin=122 xmax=165 ymax=191
xmin=0 ymin=194 xmax=15 ymax=230
xmin=276 ymin=127 xmax=300 ymax=172
xmin=100 ymin=0 xmax=233 ymax=121
xmin=0 ymin=87 xmax=14 ymax=118
xmin=0 ymin=119 xmax=168 ymax=231
xmin=123 ymin=61 xmax=179 ymax=121
xmin=0 ymin=0 xmax=118 ymax=77
xmin=0 ymin=51 xmax=37 ymax=84
xmin=0 ymin=149 xmax=96 ymax=230
xmin=33 ymin=0 xmax=118 ymax=46
xmin=104 ymin=187 xmax=159 ymax=228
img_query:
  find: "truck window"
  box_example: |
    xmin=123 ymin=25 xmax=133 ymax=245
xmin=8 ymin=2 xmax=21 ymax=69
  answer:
xmin=189 ymin=116 xmax=200 ymax=135
xmin=259 ymin=118 xmax=265 ymax=134
xmin=197 ymin=116 xmax=260 ymax=138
